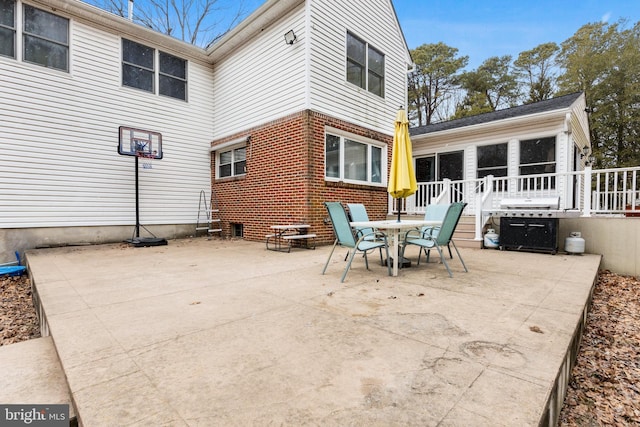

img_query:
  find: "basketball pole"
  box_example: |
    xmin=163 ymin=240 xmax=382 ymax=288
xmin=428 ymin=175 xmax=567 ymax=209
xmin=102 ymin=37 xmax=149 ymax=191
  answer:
xmin=118 ymin=126 xmax=167 ymax=247
xmin=135 ymin=154 xmax=141 ymax=238
xmin=130 ymin=153 xmax=160 ymax=242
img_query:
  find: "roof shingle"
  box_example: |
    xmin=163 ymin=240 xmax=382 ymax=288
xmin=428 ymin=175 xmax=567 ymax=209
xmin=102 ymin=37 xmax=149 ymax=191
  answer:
xmin=410 ymin=92 xmax=583 ymax=136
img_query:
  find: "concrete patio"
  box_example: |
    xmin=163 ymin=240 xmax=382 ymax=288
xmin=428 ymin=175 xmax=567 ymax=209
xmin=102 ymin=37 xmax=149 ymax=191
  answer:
xmin=22 ymin=237 xmax=600 ymax=426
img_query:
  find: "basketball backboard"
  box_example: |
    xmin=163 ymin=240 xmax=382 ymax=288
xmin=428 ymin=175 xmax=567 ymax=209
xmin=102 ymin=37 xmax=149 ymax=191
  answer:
xmin=118 ymin=126 xmax=163 ymax=159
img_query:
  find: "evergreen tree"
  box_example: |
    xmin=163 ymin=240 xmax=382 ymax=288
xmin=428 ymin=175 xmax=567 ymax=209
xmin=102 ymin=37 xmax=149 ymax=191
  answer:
xmin=514 ymin=42 xmax=559 ymax=103
xmin=453 ymin=56 xmax=519 ymax=119
xmin=407 ymin=43 xmax=468 ymax=126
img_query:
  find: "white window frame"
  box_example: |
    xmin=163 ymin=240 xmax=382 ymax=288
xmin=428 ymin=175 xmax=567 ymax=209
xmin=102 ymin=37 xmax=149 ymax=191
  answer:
xmin=324 ymin=127 xmax=387 ymax=186
xmin=477 ymin=142 xmax=508 ymax=179
xmin=215 ymin=142 xmax=247 ymax=179
xmin=122 ymin=38 xmax=188 ymax=101
xmin=346 ymin=31 xmax=385 ymax=98
xmin=519 ymin=136 xmax=557 ymax=175
xmin=0 ymin=1 xmax=70 ymax=71
xmin=0 ymin=0 xmax=16 ymax=60
xmin=159 ymin=50 xmax=187 ymax=101
xmin=518 ymin=136 xmax=557 ymax=190
xmin=22 ymin=4 xmax=69 ymax=72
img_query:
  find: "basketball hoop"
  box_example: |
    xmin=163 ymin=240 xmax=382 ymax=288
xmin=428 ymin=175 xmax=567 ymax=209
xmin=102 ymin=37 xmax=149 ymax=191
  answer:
xmin=137 ymin=151 xmax=155 ymax=169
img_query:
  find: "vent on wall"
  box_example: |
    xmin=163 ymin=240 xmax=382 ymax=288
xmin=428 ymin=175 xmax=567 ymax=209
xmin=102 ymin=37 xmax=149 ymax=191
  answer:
xmin=232 ymin=223 xmax=243 ymax=238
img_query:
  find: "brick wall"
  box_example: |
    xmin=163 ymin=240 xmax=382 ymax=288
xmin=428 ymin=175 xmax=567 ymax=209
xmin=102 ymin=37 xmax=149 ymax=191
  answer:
xmin=211 ymin=110 xmax=392 ymax=245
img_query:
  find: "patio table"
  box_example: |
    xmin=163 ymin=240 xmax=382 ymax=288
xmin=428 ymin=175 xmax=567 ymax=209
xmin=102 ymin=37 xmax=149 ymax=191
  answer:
xmin=350 ymin=219 xmax=441 ymax=276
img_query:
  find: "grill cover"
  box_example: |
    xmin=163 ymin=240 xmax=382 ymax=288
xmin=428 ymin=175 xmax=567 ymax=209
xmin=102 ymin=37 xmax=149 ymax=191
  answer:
xmin=499 ymin=197 xmax=560 ymax=210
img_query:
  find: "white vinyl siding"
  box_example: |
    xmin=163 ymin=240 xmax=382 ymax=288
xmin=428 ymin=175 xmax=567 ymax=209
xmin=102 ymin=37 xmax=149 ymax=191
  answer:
xmin=212 ymin=7 xmax=307 ymax=139
xmin=308 ymin=0 xmax=408 ymax=134
xmin=212 ymin=0 xmax=409 ymax=139
xmin=0 ymin=19 xmax=213 ymax=228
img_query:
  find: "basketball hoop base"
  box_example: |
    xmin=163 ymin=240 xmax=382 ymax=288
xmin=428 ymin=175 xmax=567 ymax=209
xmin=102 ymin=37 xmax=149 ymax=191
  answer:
xmin=127 ymin=237 xmax=168 ymax=247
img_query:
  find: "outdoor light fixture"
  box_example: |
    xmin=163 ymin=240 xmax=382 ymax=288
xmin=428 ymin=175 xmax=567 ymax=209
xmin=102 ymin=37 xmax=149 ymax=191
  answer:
xmin=284 ymin=30 xmax=297 ymax=45
xmin=581 ymin=146 xmax=591 ymax=159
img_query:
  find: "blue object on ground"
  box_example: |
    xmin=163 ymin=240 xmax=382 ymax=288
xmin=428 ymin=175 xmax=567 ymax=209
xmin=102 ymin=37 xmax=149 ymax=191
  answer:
xmin=0 ymin=265 xmax=26 ymax=276
xmin=0 ymin=251 xmax=26 ymax=277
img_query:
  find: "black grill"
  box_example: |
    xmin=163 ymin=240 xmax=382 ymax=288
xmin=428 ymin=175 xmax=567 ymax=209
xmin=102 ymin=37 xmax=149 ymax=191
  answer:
xmin=499 ymin=217 xmax=558 ymax=254
xmin=488 ymin=197 xmax=564 ymax=254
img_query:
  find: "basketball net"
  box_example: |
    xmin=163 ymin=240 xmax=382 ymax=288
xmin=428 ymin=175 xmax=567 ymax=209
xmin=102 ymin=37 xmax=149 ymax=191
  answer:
xmin=137 ymin=151 xmax=155 ymax=169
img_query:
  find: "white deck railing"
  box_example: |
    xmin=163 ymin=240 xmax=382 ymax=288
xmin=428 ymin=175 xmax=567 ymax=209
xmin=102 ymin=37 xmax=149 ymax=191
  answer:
xmin=388 ymin=166 xmax=640 ymax=240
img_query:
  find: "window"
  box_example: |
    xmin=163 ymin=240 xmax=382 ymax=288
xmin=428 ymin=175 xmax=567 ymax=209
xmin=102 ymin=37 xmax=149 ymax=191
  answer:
xmin=23 ymin=4 xmax=69 ymax=71
xmin=122 ymin=39 xmax=187 ymax=100
xmin=477 ymin=143 xmax=507 ymax=179
xmin=159 ymin=51 xmax=186 ymax=100
xmin=0 ymin=0 xmax=15 ymax=59
xmin=520 ymin=137 xmax=556 ymax=175
xmin=325 ymin=131 xmax=385 ymax=185
xmin=346 ymin=32 xmax=384 ymax=97
xmin=123 ymin=39 xmax=154 ymax=93
xmin=218 ymin=146 xmax=246 ymax=178
xmin=520 ymin=137 xmax=556 ymax=189
xmin=477 ymin=143 xmax=508 ymax=192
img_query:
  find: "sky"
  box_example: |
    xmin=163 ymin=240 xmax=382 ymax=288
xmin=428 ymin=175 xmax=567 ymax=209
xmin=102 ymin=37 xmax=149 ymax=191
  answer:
xmin=391 ymin=0 xmax=640 ymax=70
xmin=238 ymin=0 xmax=640 ymax=71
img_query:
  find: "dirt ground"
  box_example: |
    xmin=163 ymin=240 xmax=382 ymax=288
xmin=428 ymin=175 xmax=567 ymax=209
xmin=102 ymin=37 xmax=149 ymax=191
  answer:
xmin=0 ymin=274 xmax=40 ymax=345
xmin=1 ymin=270 xmax=638 ymax=424
xmin=558 ymin=270 xmax=640 ymax=426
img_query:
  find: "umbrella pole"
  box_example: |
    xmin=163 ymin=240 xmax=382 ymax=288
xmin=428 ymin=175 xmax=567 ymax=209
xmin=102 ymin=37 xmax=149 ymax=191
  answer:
xmin=397 ymin=198 xmax=402 ymax=222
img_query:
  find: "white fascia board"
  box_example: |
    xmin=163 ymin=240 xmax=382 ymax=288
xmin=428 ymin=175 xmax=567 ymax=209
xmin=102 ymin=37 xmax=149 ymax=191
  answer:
xmin=206 ymin=0 xmax=304 ymax=62
xmin=30 ymin=0 xmax=210 ymax=64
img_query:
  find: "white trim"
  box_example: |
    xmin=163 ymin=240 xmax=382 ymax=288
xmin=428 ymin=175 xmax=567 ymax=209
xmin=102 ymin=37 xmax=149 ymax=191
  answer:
xmin=412 ymin=109 xmax=570 ymax=143
xmin=324 ymin=126 xmax=383 ymax=147
xmin=209 ymin=136 xmax=250 ymax=152
xmin=323 ymin=126 xmax=387 ymax=187
xmin=304 ymin=0 xmax=311 ymax=109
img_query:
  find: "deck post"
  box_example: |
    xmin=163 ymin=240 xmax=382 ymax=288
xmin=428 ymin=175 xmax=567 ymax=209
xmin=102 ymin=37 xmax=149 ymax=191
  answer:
xmin=582 ymin=165 xmax=592 ymax=217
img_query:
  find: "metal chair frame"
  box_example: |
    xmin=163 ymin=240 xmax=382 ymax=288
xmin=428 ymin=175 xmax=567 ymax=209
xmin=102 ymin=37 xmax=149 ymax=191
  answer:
xmin=402 ymin=202 xmax=469 ymax=277
xmin=322 ymin=202 xmax=391 ymax=282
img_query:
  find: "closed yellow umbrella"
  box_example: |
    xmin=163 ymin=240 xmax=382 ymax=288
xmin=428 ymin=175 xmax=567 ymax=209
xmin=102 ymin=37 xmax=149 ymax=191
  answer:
xmin=388 ymin=108 xmax=417 ymax=221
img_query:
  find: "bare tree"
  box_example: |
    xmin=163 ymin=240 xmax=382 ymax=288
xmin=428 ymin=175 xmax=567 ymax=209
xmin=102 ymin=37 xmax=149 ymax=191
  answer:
xmin=85 ymin=0 xmax=253 ymax=47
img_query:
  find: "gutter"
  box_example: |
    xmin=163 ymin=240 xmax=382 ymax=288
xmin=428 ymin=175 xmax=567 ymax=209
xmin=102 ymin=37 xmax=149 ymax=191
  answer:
xmin=28 ymin=0 xmax=211 ymax=63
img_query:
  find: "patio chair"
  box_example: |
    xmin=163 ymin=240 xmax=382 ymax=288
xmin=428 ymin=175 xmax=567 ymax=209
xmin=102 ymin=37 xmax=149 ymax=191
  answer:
xmin=401 ymin=202 xmax=468 ymax=277
xmin=346 ymin=203 xmax=384 ymax=265
xmin=322 ymin=202 xmax=391 ymax=282
xmin=417 ymin=203 xmax=453 ymax=260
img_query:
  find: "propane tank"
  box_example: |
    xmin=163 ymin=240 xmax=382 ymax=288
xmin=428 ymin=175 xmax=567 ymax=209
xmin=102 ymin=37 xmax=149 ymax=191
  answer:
xmin=484 ymin=229 xmax=500 ymax=249
xmin=565 ymin=232 xmax=585 ymax=254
